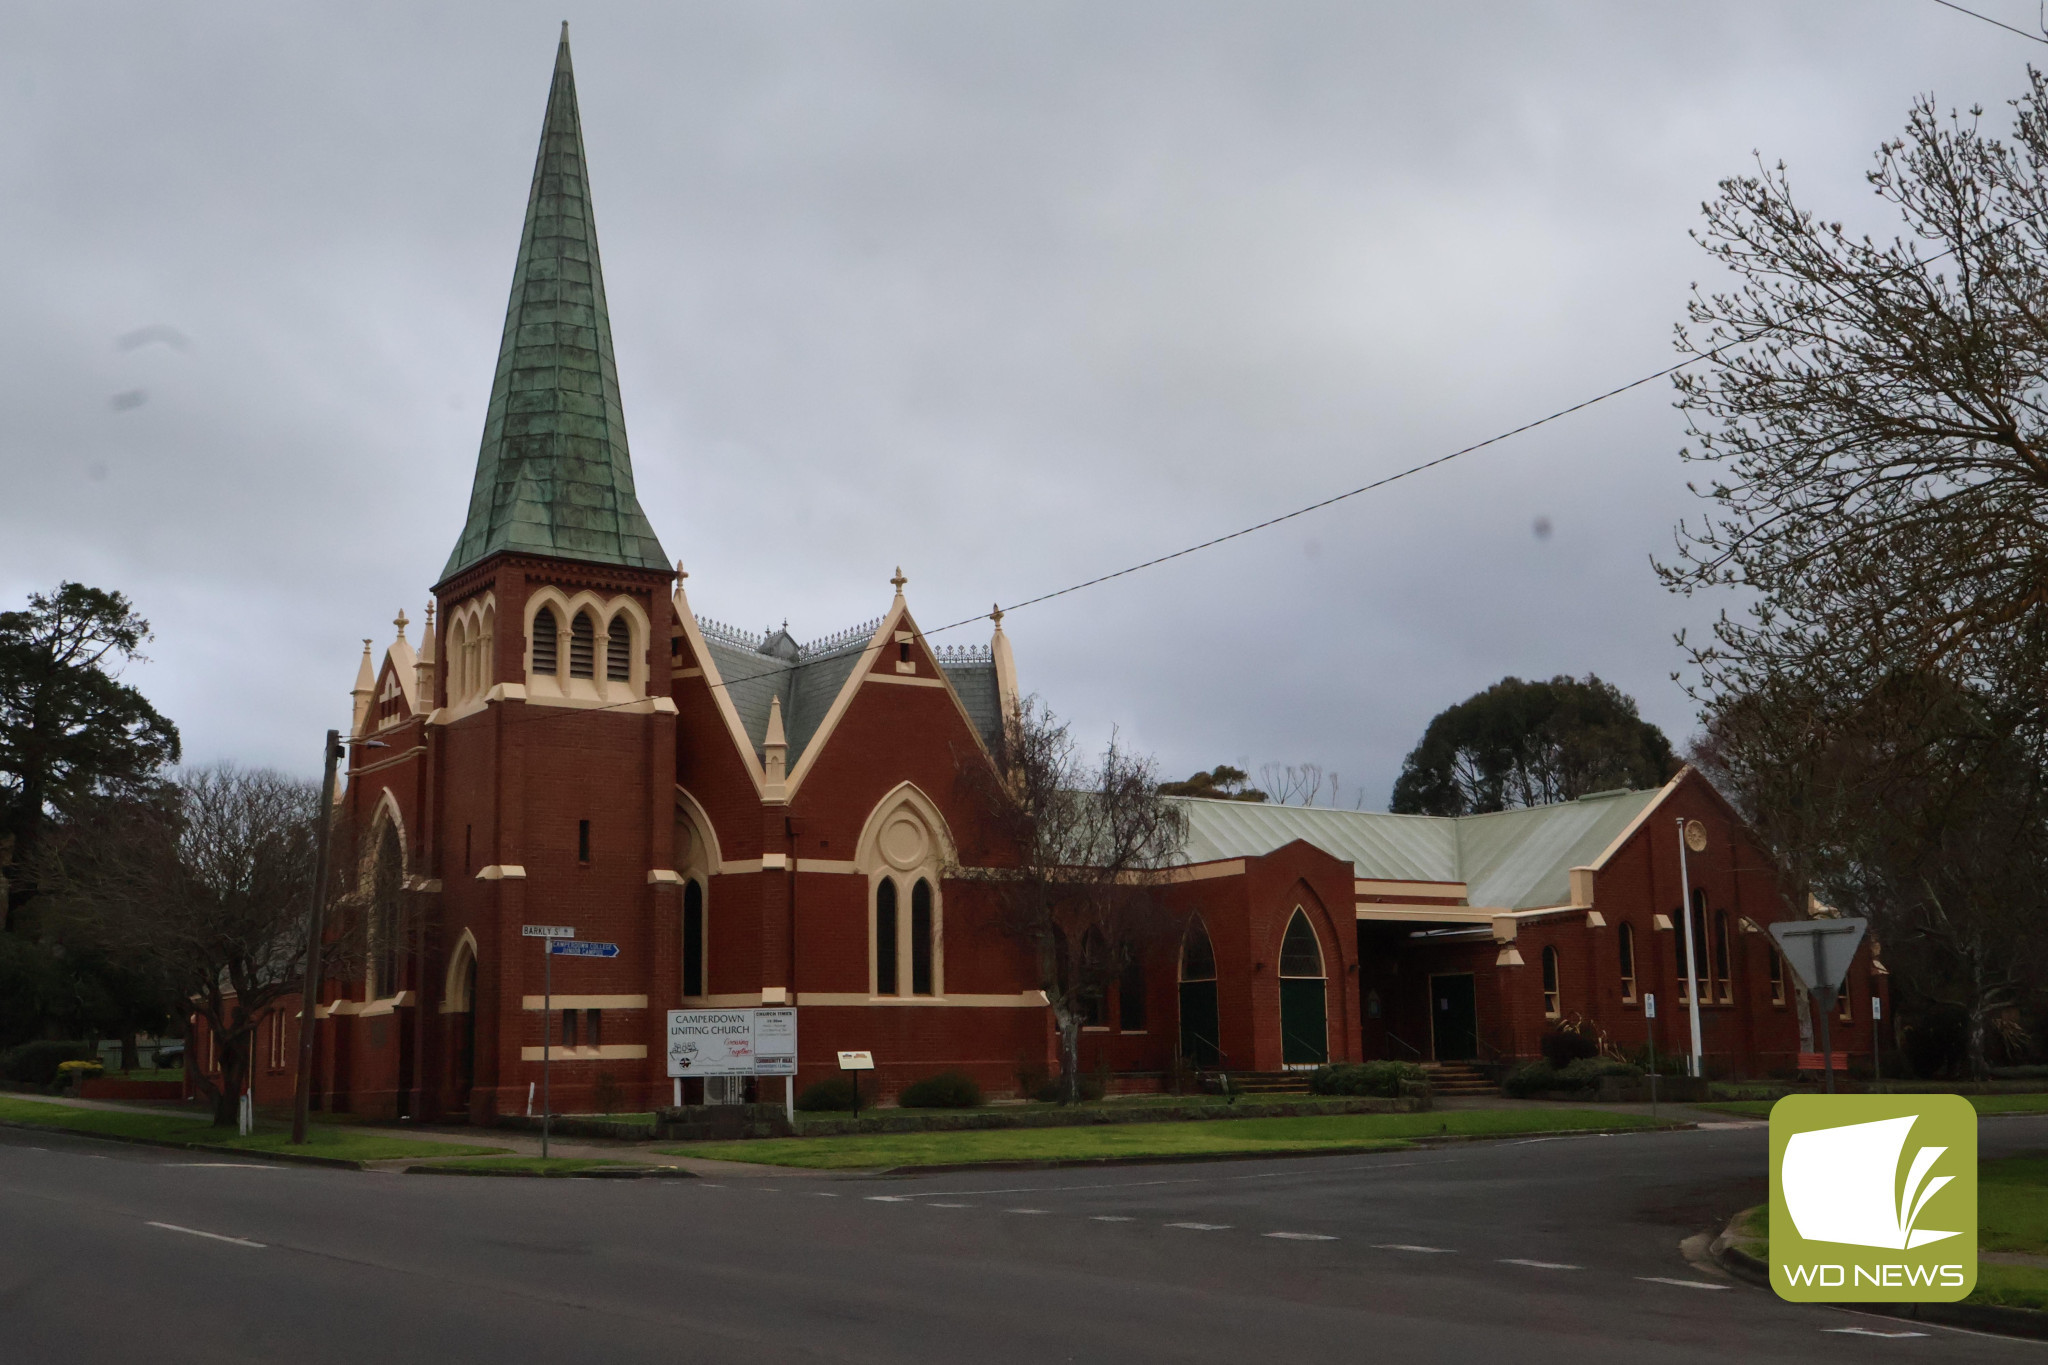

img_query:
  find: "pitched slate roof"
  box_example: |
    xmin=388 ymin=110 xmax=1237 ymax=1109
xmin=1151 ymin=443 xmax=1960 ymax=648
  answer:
xmin=1174 ymin=785 xmax=1665 ymax=911
xmin=698 ymin=623 xmax=1003 ymax=769
xmin=440 ymin=26 xmax=668 ymax=584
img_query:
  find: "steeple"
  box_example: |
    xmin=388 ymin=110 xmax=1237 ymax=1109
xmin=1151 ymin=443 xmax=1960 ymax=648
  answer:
xmin=440 ymin=24 xmax=669 ymax=585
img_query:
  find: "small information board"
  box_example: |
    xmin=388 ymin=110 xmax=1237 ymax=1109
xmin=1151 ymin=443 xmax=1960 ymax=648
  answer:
xmin=1644 ymin=993 xmax=1656 ymax=1019
xmin=837 ymin=1050 xmax=874 ymax=1071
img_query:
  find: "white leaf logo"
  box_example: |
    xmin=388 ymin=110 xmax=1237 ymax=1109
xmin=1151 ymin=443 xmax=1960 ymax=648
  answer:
xmin=1782 ymin=1115 xmax=1959 ymax=1250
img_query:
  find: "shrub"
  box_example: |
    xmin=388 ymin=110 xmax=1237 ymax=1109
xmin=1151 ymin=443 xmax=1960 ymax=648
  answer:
xmin=897 ymin=1070 xmax=983 ymax=1109
xmin=1554 ymin=1056 xmax=1642 ymax=1086
xmin=1501 ymin=1061 xmax=1561 ymax=1097
xmin=796 ymin=1077 xmax=860 ymax=1112
xmin=1309 ymin=1061 xmax=1427 ymax=1097
xmin=1 ymin=1040 xmax=94 ymax=1086
xmin=1540 ymin=1025 xmax=1601 ymax=1069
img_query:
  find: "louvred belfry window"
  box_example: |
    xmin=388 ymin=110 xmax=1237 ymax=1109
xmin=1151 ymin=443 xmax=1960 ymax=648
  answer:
xmin=532 ymin=608 xmax=558 ymax=675
xmin=607 ymin=617 xmax=631 ymax=681
xmin=570 ymin=612 xmax=595 ymax=678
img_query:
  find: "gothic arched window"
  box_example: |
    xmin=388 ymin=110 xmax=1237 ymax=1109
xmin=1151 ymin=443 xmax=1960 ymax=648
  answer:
xmin=532 ymin=607 xmax=559 ymax=675
xmin=569 ymin=611 xmax=596 ymax=679
xmin=607 ymin=616 xmax=631 ymax=682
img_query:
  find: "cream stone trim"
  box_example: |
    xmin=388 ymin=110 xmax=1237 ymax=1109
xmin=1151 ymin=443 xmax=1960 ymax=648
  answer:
xmin=358 ymin=990 xmax=415 ymax=1018
xmin=761 ymin=986 xmax=788 ymax=1005
xmin=1355 ymin=879 xmax=1469 ymax=900
xmin=349 ymin=745 xmax=427 ymax=778
xmin=798 ymin=991 xmax=1049 ymax=1008
xmin=1568 ymin=867 xmax=1597 ymax=908
xmin=1584 ymin=910 xmax=1607 ymax=928
xmin=521 ymin=994 xmax=648 ymax=1010
xmin=1161 ymin=859 xmax=1245 ymax=884
xmin=476 ymin=864 xmax=527 ymax=880
xmin=671 ymin=583 xmax=767 ymax=798
xmin=868 ymin=673 xmax=947 ymax=689
xmin=674 ymin=786 xmax=723 ymax=876
xmin=520 ymin=694 xmax=675 ymax=716
xmin=795 ymin=858 xmax=859 ymax=874
xmin=648 ymin=869 xmax=684 ymax=885
xmin=442 ymin=928 xmax=479 ymax=1011
xmin=674 ymin=666 xmax=703 ymax=679
xmin=1495 ymin=947 xmax=1526 ymax=967
xmin=679 ymin=993 xmax=768 ymax=1008
xmin=1491 ymin=916 xmax=1518 ymax=944
xmin=487 ymin=682 xmax=528 ymax=702
xmin=761 ymin=852 xmax=789 ymax=870
xmin=1653 ymin=913 xmax=1674 ymax=931
xmin=520 ymin=1044 xmax=648 ymax=1061
xmin=1586 ymin=769 xmax=1688 ymax=871
xmin=715 ymin=859 xmax=764 ymax=876
xmin=1355 ymin=903 xmax=1495 ymax=924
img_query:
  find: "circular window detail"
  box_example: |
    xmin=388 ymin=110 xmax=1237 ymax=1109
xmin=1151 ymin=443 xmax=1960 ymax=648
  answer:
xmin=880 ymin=812 xmax=929 ymax=870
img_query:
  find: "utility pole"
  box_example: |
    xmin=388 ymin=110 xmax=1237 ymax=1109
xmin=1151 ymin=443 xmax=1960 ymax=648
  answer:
xmin=290 ymin=730 xmax=345 ymax=1145
xmin=1675 ymin=819 xmax=1706 ymax=1080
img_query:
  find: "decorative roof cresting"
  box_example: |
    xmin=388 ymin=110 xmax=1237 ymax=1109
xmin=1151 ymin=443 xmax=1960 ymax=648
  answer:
xmin=439 ymin=23 xmax=669 ymax=584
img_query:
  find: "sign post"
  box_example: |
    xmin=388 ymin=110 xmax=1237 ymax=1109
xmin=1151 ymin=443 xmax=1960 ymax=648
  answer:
xmin=1871 ymin=993 xmax=1883 ymax=1087
xmin=1644 ymin=992 xmax=1658 ymax=1119
xmin=838 ymin=1050 xmax=874 ymax=1126
xmin=522 ymin=925 xmax=573 ymax=1157
xmin=1769 ymin=917 xmax=1868 ymax=1095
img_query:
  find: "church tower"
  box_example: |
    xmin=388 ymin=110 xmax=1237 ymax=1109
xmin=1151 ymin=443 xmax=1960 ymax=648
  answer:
xmin=421 ymin=25 xmax=680 ymax=1121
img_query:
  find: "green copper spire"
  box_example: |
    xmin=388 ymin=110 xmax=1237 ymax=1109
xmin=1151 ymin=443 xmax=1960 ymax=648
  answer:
xmin=441 ymin=24 xmax=669 ymax=584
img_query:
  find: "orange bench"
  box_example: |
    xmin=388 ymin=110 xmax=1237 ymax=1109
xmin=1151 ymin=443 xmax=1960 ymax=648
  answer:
xmin=1797 ymin=1052 xmax=1849 ymax=1072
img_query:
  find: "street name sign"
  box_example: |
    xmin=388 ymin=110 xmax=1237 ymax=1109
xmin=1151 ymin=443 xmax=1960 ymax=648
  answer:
xmin=666 ymin=1008 xmax=797 ymax=1077
xmin=549 ymin=940 xmax=619 ymax=959
xmin=522 ymin=924 xmax=573 ymax=938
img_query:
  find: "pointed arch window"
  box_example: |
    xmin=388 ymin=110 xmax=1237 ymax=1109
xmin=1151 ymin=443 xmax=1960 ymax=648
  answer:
xmin=532 ymin=607 xmax=559 ymax=675
xmin=682 ymin=880 xmax=706 ymax=998
xmin=1118 ymin=955 xmax=1146 ymax=1032
xmin=367 ymin=821 xmax=404 ymax=1000
xmin=1541 ymin=946 xmax=1561 ymax=1019
xmin=1278 ymin=909 xmax=1328 ymax=1067
xmin=1177 ymin=917 xmax=1220 ymax=1066
xmin=607 ymin=616 xmax=632 ymax=682
xmin=875 ymin=878 xmax=899 ymax=996
xmin=910 ymin=879 xmax=935 ymax=996
xmin=1713 ymin=911 xmax=1732 ymax=1003
xmin=1618 ymin=922 xmax=1637 ymax=1002
xmin=569 ymin=611 xmax=596 ymax=679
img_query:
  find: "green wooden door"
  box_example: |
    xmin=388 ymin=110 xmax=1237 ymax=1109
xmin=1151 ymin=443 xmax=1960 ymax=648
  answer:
xmin=1280 ymin=978 xmax=1328 ymax=1066
xmin=1178 ymin=980 xmax=1221 ymax=1065
xmin=1430 ymin=974 xmax=1478 ymax=1061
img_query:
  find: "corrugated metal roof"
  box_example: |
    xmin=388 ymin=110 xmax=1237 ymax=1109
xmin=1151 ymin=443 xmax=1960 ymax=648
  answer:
xmin=1174 ymin=785 xmax=1665 ymax=910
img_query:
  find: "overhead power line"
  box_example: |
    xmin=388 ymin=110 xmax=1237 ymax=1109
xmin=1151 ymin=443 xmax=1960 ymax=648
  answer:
xmin=1928 ymin=0 xmax=2048 ymax=44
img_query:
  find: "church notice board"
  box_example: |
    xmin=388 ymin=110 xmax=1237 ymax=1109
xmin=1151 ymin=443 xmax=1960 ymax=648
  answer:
xmin=666 ymin=1008 xmax=797 ymax=1077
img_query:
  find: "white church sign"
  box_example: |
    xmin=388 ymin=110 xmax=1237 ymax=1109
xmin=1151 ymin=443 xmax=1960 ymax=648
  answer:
xmin=666 ymin=1008 xmax=797 ymax=1078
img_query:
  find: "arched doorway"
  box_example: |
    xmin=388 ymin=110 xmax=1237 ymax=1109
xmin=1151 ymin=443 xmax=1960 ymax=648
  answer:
xmin=454 ymin=952 xmax=476 ymax=1110
xmin=1278 ymin=909 xmax=1328 ymax=1067
xmin=1177 ymin=917 xmax=1221 ymax=1066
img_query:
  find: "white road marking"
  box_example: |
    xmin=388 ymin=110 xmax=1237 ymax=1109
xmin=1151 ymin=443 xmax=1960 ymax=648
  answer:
xmin=1005 ymin=1208 xmax=1050 ymax=1215
xmin=1166 ymin=1222 xmax=1232 ymax=1231
xmin=896 ymin=1161 xmax=1426 ymax=1202
xmin=929 ymin=1202 xmax=973 ymax=1209
xmin=1637 ymin=1277 xmax=1729 ymax=1290
xmin=1500 ymin=1258 xmax=1581 ymax=1270
xmin=1375 ymin=1244 xmax=1455 ymax=1253
xmin=865 ymin=1195 xmax=912 ymax=1202
xmin=1825 ymin=1328 xmax=1928 ymax=1339
xmin=811 ymin=1192 xmax=839 ymax=1197
xmin=1265 ymin=1232 xmax=1338 ymax=1241
xmin=173 ymin=1163 xmax=278 ymax=1169
xmin=1090 ymin=1216 xmax=1134 ymax=1222
xmin=146 ymin=1221 xmax=264 ymax=1248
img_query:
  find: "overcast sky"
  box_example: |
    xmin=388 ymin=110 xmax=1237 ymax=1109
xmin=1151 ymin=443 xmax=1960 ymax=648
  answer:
xmin=1 ymin=1 xmax=2034 ymax=807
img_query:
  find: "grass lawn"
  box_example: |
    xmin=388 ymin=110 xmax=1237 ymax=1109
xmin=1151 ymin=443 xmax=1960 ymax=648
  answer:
xmin=1728 ymin=1150 xmax=2048 ymax=1311
xmin=0 ymin=1096 xmax=508 ymax=1163
xmin=410 ymin=1156 xmax=626 ymax=1175
xmin=662 ymin=1107 xmax=1666 ymax=1170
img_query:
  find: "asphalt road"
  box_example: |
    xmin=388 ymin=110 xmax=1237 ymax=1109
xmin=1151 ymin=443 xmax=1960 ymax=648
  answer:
xmin=1 ymin=1117 xmax=2040 ymax=1364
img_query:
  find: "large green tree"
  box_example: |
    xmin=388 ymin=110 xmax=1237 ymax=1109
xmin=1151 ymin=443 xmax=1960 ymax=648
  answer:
xmin=0 ymin=583 xmax=181 ymax=928
xmin=1389 ymin=675 xmax=1676 ymax=816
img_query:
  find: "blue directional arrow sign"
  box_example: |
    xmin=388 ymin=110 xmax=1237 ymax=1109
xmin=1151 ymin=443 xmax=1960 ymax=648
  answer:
xmin=549 ymin=940 xmax=620 ymax=959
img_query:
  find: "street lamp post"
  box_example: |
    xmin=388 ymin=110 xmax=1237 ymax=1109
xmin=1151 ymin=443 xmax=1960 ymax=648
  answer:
xmin=1674 ymin=819 xmax=1706 ymax=1080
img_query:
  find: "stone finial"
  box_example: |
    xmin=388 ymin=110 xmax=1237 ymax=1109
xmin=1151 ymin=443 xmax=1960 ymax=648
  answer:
xmin=393 ymin=608 xmax=409 ymax=643
xmin=676 ymin=560 xmax=687 ymax=583
xmin=762 ymin=694 xmax=789 ymax=804
xmin=990 ymin=602 xmax=1004 ymax=629
xmin=991 ymin=606 xmax=1020 ymax=732
xmin=890 ymin=566 xmax=907 ymax=596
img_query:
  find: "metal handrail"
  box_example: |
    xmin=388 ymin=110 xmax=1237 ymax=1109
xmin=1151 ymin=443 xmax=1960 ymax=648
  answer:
xmin=1382 ymin=1031 xmax=1423 ymax=1061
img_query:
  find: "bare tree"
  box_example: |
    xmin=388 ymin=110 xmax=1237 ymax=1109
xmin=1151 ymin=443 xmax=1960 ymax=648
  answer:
xmin=1258 ymin=763 xmax=1326 ymax=807
xmin=42 ymin=765 xmax=362 ymax=1125
xmin=956 ymin=701 xmax=1188 ymax=1104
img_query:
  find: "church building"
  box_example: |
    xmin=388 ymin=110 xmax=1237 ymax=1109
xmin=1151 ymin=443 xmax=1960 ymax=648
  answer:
xmin=211 ymin=31 xmax=1881 ymax=1122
